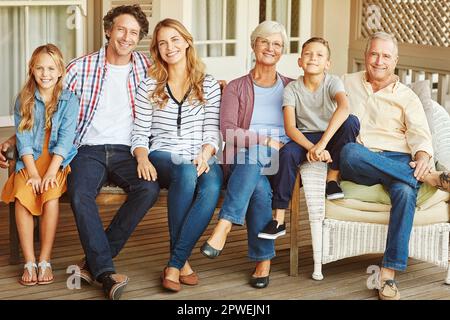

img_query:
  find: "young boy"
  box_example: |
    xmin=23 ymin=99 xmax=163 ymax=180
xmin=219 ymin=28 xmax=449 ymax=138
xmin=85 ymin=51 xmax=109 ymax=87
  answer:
xmin=258 ymin=37 xmax=360 ymax=240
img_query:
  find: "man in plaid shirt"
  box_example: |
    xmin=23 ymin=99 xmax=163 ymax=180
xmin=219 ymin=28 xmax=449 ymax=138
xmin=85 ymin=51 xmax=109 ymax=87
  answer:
xmin=64 ymin=5 xmax=159 ymax=300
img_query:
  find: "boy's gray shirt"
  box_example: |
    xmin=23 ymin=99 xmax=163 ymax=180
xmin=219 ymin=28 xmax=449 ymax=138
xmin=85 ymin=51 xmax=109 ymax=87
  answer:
xmin=283 ymin=73 xmax=345 ymax=132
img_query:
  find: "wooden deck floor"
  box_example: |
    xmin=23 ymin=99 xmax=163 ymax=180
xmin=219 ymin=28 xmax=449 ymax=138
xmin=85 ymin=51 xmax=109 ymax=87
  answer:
xmin=1 ymin=203 xmax=449 ymax=300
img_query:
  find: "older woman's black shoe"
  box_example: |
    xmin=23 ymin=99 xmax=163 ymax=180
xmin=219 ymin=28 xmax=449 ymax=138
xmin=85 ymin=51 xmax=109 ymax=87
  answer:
xmin=200 ymin=242 xmax=222 ymax=259
xmin=250 ymin=274 xmax=270 ymax=289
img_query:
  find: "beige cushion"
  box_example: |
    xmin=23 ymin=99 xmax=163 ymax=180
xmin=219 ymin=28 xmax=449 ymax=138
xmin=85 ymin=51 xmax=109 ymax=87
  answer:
xmin=329 ymin=189 xmax=449 ymax=212
xmin=341 ymin=181 xmax=438 ymax=206
xmin=326 ymin=198 xmax=449 ymax=225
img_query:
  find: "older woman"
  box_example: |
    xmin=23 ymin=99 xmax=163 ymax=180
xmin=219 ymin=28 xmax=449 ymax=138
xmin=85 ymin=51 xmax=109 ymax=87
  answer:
xmin=200 ymin=21 xmax=292 ymax=288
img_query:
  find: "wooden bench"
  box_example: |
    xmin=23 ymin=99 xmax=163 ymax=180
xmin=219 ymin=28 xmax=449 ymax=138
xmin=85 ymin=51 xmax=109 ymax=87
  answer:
xmin=8 ymin=169 xmax=302 ymax=276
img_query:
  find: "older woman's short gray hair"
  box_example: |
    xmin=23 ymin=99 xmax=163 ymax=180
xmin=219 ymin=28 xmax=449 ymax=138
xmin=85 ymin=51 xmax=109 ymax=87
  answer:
xmin=250 ymin=20 xmax=288 ymax=53
xmin=365 ymin=31 xmax=398 ymax=56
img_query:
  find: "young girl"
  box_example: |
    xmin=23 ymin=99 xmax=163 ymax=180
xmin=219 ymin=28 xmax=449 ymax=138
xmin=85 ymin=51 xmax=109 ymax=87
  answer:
xmin=132 ymin=18 xmax=222 ymax=292
xmin=1 ymin=44 xmax=79 ymax=286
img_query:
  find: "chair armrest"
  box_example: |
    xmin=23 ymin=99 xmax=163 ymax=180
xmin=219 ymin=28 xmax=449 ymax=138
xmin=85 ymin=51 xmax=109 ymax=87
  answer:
xmin=299 ymin=162 xmax=327 ymax=221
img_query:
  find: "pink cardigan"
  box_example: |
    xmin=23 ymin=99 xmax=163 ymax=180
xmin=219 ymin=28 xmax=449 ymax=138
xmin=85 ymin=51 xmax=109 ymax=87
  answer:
xmin=219 ymin=71 xmax=293 ymax=178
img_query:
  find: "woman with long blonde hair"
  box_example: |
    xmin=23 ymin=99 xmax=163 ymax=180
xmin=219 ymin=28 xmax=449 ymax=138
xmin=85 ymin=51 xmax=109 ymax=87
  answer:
xmin=2 ymin=44 xmax=79 ymax=286
xmin=131 ymin=18 xmax=223 ymax=292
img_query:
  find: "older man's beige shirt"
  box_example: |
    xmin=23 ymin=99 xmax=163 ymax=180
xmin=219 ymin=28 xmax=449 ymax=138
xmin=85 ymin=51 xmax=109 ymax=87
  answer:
xmin=342 ymin=71 xmax=433 ymax=159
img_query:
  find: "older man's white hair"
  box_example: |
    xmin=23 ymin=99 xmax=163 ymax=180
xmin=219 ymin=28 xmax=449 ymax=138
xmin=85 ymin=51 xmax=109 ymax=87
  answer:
xmin=365 ymin=31 xmax=399 ymax=56
xmin=250 ymin=20 xmax=288 ymax=54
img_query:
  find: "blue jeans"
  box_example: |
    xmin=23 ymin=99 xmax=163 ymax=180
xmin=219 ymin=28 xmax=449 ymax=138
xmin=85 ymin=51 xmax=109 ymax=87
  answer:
xmin=67 ymin=145 xmax=160 ymax=279
xmin=340 ymin=143 xmax=420 ymax=271
xmin=149 ymin=151 xmax=223 ymax=270
xmin=273 ymin=115 xmax=360 ymax=208
xmin=219 ymin=145 xmax=276 ymax=261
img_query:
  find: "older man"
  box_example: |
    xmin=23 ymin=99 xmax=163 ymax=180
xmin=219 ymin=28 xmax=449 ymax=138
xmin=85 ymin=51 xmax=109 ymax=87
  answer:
xmin=340 ymin=32 xmax=450 ymax=300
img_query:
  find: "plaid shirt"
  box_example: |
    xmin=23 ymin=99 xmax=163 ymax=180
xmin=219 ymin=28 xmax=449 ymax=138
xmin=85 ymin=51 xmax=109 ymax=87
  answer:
xmin=65 ymin=46 xmax=151 ymax=146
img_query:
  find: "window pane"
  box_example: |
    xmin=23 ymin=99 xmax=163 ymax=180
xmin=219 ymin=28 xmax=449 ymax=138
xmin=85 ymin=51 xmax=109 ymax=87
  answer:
xmin=290 ymin=41 xmax=299 ymax=54
xmin=290 ymin=0 xmax=300 ymax=38
xmin=268 ymin=0 xmax=288 ymax=27
xmin=29 ymin=6 xmax=77 ymax=62
xmin=192 ymin=0 xmax=237 ymax=57
xmin=225 ymin=43 xmax=235 ymax=56
xmin=226 ymin=0 xmax=236 ymax=40
xmin=0 ymin=7 xmax=26 ymax=116
xmin=207 ymin=44 xmax=222 ymax=57
xmin=0 ymin=5 xmax=79 ymax=118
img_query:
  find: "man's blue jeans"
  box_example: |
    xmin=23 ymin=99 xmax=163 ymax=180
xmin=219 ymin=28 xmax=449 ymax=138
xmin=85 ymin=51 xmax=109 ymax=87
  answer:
xmin=219 ymin=145 xmax=276 ymax=261
xmin=340 ymin=143 xmax=420 ymax=271
xmin=67 ymin=145 xmax=160 ymax=279
xmin=149 ymin=151 xmax=223 ymax=270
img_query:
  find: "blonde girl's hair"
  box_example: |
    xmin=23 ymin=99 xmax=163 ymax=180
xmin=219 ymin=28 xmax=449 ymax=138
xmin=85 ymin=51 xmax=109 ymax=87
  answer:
xmin=148 ymin=18 xmax=206 ymax=109
xmin=18 ymin=44 xmax=66 ymax=132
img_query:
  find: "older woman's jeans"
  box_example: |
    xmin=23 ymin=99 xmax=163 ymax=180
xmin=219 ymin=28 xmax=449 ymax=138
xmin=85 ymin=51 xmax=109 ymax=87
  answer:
xmin=219 ymin=145 xmax=276 ymax=261
xmin=340 ymin=143 xmax=420 ymax=271
xmin=149 ymin=151 xmax=223 ymax=270
xmin=67 ymin=145 xmax=160 ymax=279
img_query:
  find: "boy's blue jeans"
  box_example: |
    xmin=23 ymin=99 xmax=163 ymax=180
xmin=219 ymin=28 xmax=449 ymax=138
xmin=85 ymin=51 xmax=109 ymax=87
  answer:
xmin=340 ymin=142 xmax=420 ymax=271
xmin=67 ymin=145 xmax=160 ymax=279
xmin=149 ymin=151 xmax=223 ymax=270
xmin=219 ymin=145 xmax=276 ymax=261
xmin=272 ymin=114 xmax=360 ymax=209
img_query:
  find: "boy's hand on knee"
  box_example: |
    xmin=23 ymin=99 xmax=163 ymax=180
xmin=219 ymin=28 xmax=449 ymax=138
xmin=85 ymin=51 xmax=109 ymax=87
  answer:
xmin=319 ymin=150 xmax=333 ymax=163
xmin=307 ymin=142 xmax=326 ymax=162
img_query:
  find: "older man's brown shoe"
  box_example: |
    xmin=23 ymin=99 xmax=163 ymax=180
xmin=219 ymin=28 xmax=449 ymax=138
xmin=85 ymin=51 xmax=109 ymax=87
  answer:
xmin=378 ymin=279 xmax=400 ymax=300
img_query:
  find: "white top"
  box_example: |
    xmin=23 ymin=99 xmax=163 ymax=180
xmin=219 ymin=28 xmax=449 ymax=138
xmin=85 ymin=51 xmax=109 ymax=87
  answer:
xmin=82 ymin=63 xmax=133 ymax=146
xmin=131 ymin=74 xmax=221 ymax=161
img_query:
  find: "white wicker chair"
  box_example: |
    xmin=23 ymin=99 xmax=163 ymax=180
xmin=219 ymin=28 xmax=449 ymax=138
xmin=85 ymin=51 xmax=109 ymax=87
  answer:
xmin=298 ymin=100 xmax=450 ymax=283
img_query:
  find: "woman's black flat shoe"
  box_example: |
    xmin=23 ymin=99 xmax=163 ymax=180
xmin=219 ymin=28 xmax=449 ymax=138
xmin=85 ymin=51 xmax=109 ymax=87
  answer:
xmin=200 ymin=242 xmax=222 ymax=259
xmin=250 ymin=274 xmax=270 ymax=289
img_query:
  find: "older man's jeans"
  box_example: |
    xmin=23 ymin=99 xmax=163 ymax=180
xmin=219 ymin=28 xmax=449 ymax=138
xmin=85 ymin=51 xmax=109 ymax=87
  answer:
xmin=67 ymin=145 xmax=160 ymax=279
xmin=149 ymin=151 xmax=223 ymax=270
xmin=219 ymin=145 xmax=276 ymax=261
xmin=340 ymin=143 xmax=420 ymax=271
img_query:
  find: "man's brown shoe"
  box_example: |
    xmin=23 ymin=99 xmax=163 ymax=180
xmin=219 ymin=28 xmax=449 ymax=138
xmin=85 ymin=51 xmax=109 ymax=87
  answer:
xmin=76 ymin=258 xmax=100 ymax=287
xmin=378 ymin=279 xmax=400 ymax=300
xmin=102 ymin=273 xmax=129 ymax=300
xmin=179 ymin=272 xmax=199 ymax=286
xmin=161 ymin=267 xmax=181 ymax=292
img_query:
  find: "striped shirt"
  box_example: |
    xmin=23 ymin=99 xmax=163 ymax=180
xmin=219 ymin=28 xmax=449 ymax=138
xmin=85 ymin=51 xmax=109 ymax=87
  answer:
xmin=131 ymin=74 xmax=221 ymax=160
xmin=64 ymin=46 xmax=151 ymax=146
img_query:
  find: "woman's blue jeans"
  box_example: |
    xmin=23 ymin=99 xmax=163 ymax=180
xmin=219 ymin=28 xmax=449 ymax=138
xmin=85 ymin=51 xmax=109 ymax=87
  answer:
xmin=340 ymin=143 xmax=420 ymax=271
xmin=149 ymin=151 xmax=223 ymax=270
xmin=219 ymin=145 xmax=276 ymax=261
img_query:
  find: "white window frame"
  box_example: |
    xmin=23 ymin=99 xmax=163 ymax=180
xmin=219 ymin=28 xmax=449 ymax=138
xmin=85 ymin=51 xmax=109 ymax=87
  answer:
xmin=261 ymin=0 xmax=312 ymax=78
xmin=0 ymin=0 xmax=87 ymax=126
xmin=190 ymin=0 xmax=238 ymax=58
xmin=184 ymin=0 xmax=255 ymax=81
